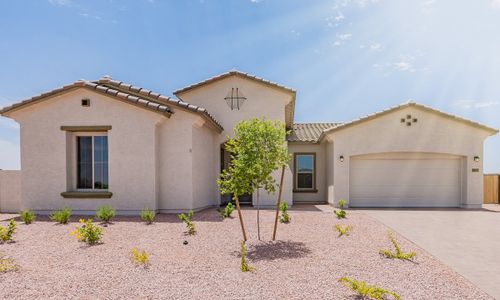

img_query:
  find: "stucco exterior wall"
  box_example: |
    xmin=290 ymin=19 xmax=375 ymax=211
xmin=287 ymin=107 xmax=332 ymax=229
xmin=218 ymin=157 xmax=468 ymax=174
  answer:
xmin=327 ymin=106 xmax=490 ymax=208
xmin=288 ymin=142 xmax=328 ymax=203
xmin=156 ymin=110 xmax=194 ymax=212
xmin=178 ymin=76 xmax=294 ymax=207
xmin=0 ymin=170 xmax=21 ymax=213
xmin=326 ymin=141 xmax=335 ymax=204
xmin=192 ymin=120 xmax=219 ymax=210
xmin=9 ymin=88 xmax=165 ymax=214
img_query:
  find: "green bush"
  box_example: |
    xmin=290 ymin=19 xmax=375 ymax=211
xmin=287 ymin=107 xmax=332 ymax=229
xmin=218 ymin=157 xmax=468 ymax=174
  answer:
xmin=70 ymin=218 xmax=103 ymax=245
xmin=0 ymin=220 xmax=16 ymax=243
xmin=140 ymin=208 xmax=156 ymax=224
xmin=379 ymin=232 xmax=416 ymax=261
xmin=334 ymin=224 xmax=352 ymax=237
xmin=240 ymin=241 xmax=254 ymax=272
xmin=334 ymin=199 xmax=348 ymax=219
xmin=218 ymin=202 xmax=235 ymax=219
xmin=279 ymin=201 xmax=290 ymax=223
xmin=50 ymin=207 xmax=72 ymax=224
xmin=339 ymin=277 xmax=400 ymax=300
xmin=131 ymin=248 xmax=149 ymax=266
xmin=96 ymin=205 xmax=116 ymax=223
xmin=338 ymin=199 xmax=347 ymax=209
xmin=0 ymin=252 xmax=19 ymax=273
xmin=20 ymin=210 xmax=36 ymax=225
xmin=177 ymin=210 xmax=196 ymax=235
xmin=334 ymin=209 xmax=346 ymax=219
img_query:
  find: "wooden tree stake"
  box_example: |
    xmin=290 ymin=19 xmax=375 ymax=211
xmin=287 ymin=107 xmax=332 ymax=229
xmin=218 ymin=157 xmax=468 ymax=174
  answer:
xmin=272 ymin=165 xmax=286 ymax=241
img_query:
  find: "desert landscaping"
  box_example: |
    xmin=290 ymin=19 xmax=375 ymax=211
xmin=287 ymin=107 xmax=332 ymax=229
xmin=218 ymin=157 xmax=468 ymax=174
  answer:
xmin=0 ymin=206 xmax=491 ymax=299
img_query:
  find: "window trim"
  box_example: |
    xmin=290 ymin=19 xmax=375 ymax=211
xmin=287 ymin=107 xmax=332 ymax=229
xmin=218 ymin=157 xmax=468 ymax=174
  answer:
xmin=74 ymin=132 xmax=108 ymax=192
xmin=293 ymin=152 xmax=317 ymax=193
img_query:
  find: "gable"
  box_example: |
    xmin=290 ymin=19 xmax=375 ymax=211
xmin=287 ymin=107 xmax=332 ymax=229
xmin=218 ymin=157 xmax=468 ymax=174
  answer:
xmin=322 ymin=102 xmax=498 ymax=141
xmin=174 ymin=70 xmax=296 ymax=129
xmin=0 ymin=80 xmax=172 ymax=118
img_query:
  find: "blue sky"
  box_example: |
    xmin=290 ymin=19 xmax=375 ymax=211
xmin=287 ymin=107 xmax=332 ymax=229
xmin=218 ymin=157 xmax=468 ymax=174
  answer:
xmin=0 ymin=0 xmax=499 ymax=172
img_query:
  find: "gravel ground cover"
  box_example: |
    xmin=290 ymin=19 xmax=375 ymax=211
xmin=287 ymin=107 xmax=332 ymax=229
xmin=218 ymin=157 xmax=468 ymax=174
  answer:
xmin=0 ymin=206 xmax=491 ymax=299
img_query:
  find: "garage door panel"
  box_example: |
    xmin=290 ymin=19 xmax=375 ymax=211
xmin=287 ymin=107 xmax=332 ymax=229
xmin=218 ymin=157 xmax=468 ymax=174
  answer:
xmin=350 ymin=155 xmax=461 ymax=207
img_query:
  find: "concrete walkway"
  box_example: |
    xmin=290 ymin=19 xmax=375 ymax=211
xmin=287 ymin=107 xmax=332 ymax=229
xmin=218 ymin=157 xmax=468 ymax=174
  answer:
xmin=362 ymin=208 xmax=500 ymax=299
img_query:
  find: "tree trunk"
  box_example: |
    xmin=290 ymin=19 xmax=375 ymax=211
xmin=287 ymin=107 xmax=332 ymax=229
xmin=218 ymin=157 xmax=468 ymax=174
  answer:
xmin=234 ymin=195 xmax=247 ymax=242
xmin=257 ymin=189 xmax=261 ymax=241
xmin=272 ymin=165 xmax=286 ymax=241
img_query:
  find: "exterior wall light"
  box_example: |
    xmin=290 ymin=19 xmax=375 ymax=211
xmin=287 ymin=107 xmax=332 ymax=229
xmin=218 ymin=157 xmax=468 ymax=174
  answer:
xmin=473 ymin=156 xmax=480 ymax=162
xmin=339 ymin=155 xmax=344 ymax=162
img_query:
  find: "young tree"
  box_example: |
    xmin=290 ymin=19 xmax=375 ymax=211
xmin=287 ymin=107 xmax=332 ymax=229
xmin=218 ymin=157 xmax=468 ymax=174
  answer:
xmin=218 ymin=118 xmax=289 ymax=241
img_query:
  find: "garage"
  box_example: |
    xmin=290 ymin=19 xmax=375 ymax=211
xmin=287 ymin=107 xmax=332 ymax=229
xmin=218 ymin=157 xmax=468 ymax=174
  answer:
xmin=349 ymin=153 xmax=462 ymax=207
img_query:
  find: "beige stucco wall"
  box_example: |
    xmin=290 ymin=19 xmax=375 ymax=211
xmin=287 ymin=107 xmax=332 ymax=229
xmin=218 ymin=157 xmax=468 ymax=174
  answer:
xmin=0 ymin=170 xmax=21 ymax=213
xmin=178 ymin=75 xmax=294 ymax=207
xmin=288 ymin=142 xmax=328 ymax=203
xmin=8 ymin=88 xmax=165 ymax=214
xmin=327 ymin=106 xmax=491 ymax=208
xmin=192 ymin=119 xmax=219 ymax=210
xmin=156 ymin=110 xmax=219 ymax=213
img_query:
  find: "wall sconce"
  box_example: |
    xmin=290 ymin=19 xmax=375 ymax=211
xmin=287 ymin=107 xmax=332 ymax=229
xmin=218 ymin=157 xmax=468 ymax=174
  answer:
xmin=339 ymin=155 xmax=344 ymax=162
xmin=473 ymin=156 xmax=480 ymax=162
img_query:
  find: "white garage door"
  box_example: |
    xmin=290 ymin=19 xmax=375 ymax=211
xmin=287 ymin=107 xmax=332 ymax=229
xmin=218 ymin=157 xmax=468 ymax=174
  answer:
xmin=350 ymin=153 xmax=461 ymax=207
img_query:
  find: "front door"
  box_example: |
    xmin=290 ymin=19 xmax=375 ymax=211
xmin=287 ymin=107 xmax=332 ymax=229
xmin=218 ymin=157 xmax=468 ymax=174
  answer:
xmin=220 ymin=146 xmax=253 ymax=206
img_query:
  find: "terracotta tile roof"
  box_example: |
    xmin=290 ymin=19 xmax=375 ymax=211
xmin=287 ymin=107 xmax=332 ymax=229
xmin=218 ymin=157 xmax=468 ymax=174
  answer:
xmin=0 ymin=79 xmax=172 ymax=116
xmin=97 ymin=76 xmax=223 ymax=132
xmin=287 ymin=123 xmax=341 ymax=143
xmin=318 ymin=101 xmax=498 ymax=140
xmin=0 ymin=76 xmax=224 ymax=132
xmin=174 ymin=69 xmax=297 ymax=129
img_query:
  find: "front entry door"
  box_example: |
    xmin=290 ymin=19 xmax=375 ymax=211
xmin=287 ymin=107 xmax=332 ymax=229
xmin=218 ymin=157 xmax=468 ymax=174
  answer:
xmin=220 ymin=146 xmax=253 ymax=206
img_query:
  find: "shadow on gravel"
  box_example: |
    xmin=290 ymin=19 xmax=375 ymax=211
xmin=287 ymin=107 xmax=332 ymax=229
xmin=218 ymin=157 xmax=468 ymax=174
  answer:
xmin=244 ymin=240 xmax=312 ymax=261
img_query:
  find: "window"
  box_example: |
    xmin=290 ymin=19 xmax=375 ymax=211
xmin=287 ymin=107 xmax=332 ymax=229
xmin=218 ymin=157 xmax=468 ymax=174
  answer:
xmin=77 ymin=135 xmax=108 ymax=190
xmin=294 ymin=153 xmax=315 ymax=191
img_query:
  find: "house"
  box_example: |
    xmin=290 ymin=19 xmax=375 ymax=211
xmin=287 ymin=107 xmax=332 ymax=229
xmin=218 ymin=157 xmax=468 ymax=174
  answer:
xmin=0 ymin=70 xmax=497 ymax=214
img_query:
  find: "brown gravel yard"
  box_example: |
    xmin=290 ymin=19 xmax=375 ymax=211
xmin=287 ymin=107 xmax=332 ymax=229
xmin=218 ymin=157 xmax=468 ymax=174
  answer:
xmin=0 ymin=205 xmax=491 ymax=300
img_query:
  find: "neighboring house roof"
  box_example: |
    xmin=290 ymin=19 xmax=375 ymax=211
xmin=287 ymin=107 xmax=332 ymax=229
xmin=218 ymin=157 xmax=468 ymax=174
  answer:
xmin=288 ymin=122 xmax=341 ymax=143
xmin=173 ymin=69 xmax=297 ymax=129
xmin=96 ymin=76 xmax=223 ymax=132
xmin=318 ymin=101 xmax=499 ymax=141
xmin=0 ymin=77 xmax=223 ymax=132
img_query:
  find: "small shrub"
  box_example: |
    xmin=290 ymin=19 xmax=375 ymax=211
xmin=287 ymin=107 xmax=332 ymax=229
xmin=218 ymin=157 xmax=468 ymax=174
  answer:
xmin=0 ymin=220 xmax=16 ymax=243
xmin=379 ymin=232 xmax=416 ymax=261
xmin=218 ymin=202 xmax=235 ymax=219
xmin=177 ymin=210 xmax=196 ymax=235
xmin=240 ymin=241 xmax=254 ymax=272
xmin=334 ymin=209 xmax=346 ymax=219
xmin=279 ymin=201 xmax=290 ymax=223
xmin=140 ymin=208 xmax=156 ymax=224
xmin=339 ymin=277 xmax=400 ymax=300
xmin=130 ymin=248 xmax=149 ymax=266
xmin=334 ymin=224 xmax=352 ymax=237
xmin=20 ymin=210 xmax=36 ymax=224
xmin=96 ymin=205 xmax=116 ymax=223
xmin=0 ymin=253 xmax=19 ymax=273
xmin=338 ymin=199 xmax=347 ymax=209
xmin=70 ymin=219 xmax=103 ymax=245
xmin=334 ymin=199 xmax=347 ymax=219
xmin=50 ymin=207 xmax=72 ymax=224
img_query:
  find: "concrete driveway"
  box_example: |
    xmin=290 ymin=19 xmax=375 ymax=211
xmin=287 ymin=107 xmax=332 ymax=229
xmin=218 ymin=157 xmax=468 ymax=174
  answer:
xmin=362 ymin=208 xmax=500 ymax=299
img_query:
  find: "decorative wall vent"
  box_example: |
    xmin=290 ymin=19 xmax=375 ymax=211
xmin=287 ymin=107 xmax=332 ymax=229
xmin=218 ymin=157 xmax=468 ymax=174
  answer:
xmin=224 ymin=88 xmax=246 ymax=110
xmin=81 ymin=98 xmax=90 ymax=107
xmin=400 ymin=114 xmax=418 ymax=126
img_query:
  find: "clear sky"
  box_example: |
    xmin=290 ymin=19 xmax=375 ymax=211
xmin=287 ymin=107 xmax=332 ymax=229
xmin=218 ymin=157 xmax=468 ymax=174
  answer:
xmin=0 ymin=0 xmax=499 ymax=172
